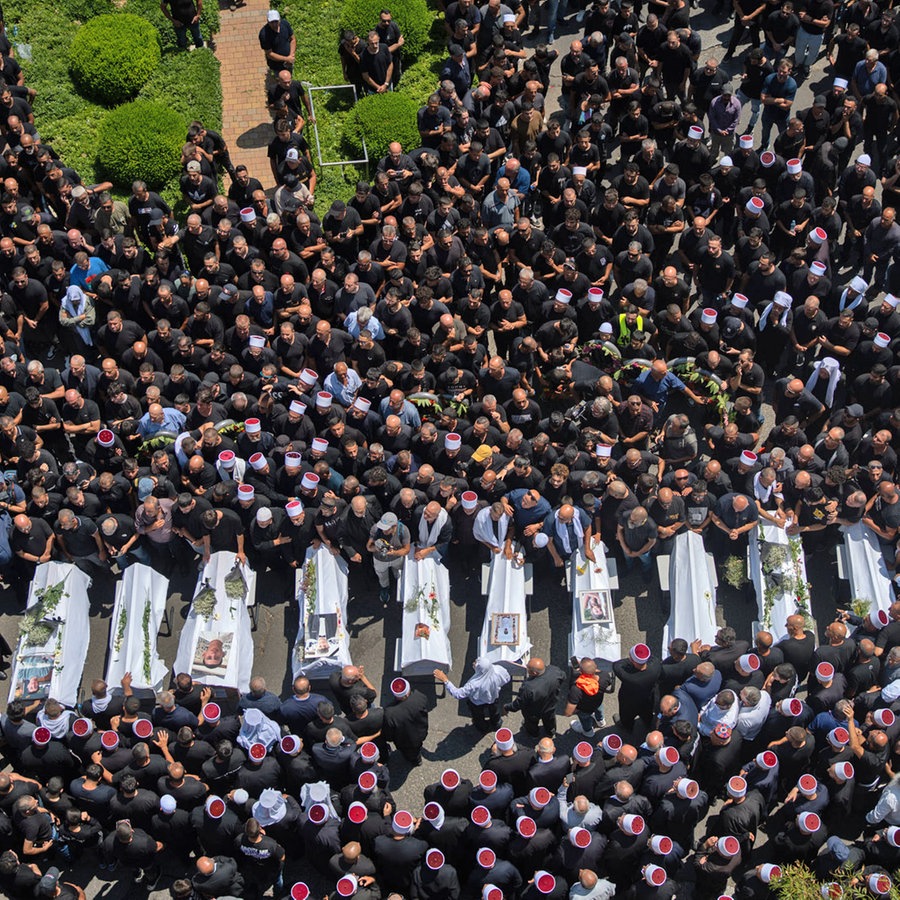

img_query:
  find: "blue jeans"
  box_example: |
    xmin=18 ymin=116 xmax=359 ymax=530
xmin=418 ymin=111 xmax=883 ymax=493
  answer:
xmin=546 ymin=0 xmax=569 ymax=40
xmin=623 ymin=551 xmax=653 ymax=574
xmin=737 ymin=90 xmax=761 ymax=131
xmin=794 ymin=27 xmax=824 ymax=68
xmin=174 ymin=21 xmax=204 ymax=48
xmin=577 ymin=710 xmax=604 ymax=730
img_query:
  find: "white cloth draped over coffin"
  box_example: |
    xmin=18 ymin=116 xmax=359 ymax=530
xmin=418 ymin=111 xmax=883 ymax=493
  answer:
xmin=106 ymin=564 xmax=169 ymax=691
xmin=292 ymin=545 xmax=352 ymax=679
xmin=479 ymin=554 xmax=531 ymax=670
xmin=396 ymin=556 xmax=452 ymax=675
xmin=9 ymin=562 xmax=91 ymax=708
xmin=663 ymin=531 xmax=717 ymax=650
xmin=842 ymin=521 xmax=894 ymax=615
xmin=569 ymin=541 xmax=622 ymax=662
xmin=749 ymin=522 xmax=810 ymax=642
xmin=173 ymin=551 xmax=254 ymax=692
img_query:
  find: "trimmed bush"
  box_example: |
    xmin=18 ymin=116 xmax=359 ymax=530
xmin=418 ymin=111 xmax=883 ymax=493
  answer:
xmin=95 ymin=101 xmax=186 ymax=188
xmin=60 ymin=0 xmax=115 ymax=20
xmin=138 ymin=50 xmax=223 ymax=130
xmin=397 ymin=51 xmax=444 ymax=106
xmin=346 ymin=91 xmax=420 ymax=162
xmin=68 ymin=13 xmax=161 ymax=106
xmin=339 ymin=0 xmax=434 ymax=61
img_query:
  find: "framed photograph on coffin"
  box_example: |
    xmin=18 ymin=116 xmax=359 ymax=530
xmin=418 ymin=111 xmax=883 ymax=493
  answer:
xmin=14 ymin=653 xmax=54 ymax=701
xmin=490 ymin=612 xmax=520 ymax=646
xmin=578 ymin=589 xmax=613 ymax=628
xmin=192 ymin=632 xmax=235 ymax=678
xmin=304 ymin=613 xmax=341 ymax=659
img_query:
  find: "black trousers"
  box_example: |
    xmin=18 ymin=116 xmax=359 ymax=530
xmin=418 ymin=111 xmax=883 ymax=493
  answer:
xmin=469 ymin=699 xmax=502 ymax=734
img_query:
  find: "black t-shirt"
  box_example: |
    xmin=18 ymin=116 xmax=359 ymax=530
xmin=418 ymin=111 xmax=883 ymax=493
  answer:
xmin=54 ymin=516 xmax=99 ymax=557
xmin=235 ymin=832 xmax=285 ymax=869
xmin=204 ymin=508 xmax=244 ymax=553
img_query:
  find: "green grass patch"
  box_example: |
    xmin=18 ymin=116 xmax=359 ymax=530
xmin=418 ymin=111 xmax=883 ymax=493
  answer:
xmin=278 ymin=0 xmax=443 ymax=211
xmin=9 ymin=0 xmax=222 ymax=204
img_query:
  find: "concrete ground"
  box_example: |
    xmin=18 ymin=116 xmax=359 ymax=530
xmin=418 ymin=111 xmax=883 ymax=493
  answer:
xmin=0 ymin=7 xmax=860 ymax=898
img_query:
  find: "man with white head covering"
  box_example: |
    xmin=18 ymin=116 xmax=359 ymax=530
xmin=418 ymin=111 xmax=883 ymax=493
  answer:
xmin=473 ymin=502 xmax=513 ymax=557
xmin=236 ymin=708 xmax=281 ymax=753
xmin=434 ymin=657 xmax=511 ymax=733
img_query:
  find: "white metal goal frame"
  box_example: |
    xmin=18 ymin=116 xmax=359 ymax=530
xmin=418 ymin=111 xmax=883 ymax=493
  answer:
xmin=301 ymin=82 xmax=369 ymax=171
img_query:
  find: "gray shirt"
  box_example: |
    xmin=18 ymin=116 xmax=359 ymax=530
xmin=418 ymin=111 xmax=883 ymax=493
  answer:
xmin=368 ymin=522 xmax=411 ymax=561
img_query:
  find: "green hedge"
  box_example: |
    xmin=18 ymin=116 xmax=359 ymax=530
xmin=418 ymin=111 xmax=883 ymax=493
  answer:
xmin=68 ymin=14 xmax=161 ymax=106
xmin=339 ymin=0 xmax=434 ymax=61
xmin=397 ymin=50 xmax=443 ymax=106
xmin=138 ymin=50 xmax=222 ymax=129
xmin=346 ymin=91 xmax=421 ymax=162
xmin=96 ymin=101 xmax=187 ymax=188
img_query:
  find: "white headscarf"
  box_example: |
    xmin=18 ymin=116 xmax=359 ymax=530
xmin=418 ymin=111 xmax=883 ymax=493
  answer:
xmin=473 ymin=507 xmax=510 ymax=548
xmin=805 ymin=356 xmax=840 ymax=408
xmin=758 ymin=300 xmax=791 ymax=331
xmin=237 ymin=707 xmax=281 ymax=751
xmin=555 ymin=508 xmax=585 ymax=556
xmin=419 ymin=506 xmax=450 ymax=547
xmin=444 ymin=656 xmax=511 ymax=705
xmin=61 ymin=285 xmax=94 ymax=346
xmin=252 ymin=788 xmax=287 ymax=826
xmin=37 ymin=707 xmax=75 ymax=739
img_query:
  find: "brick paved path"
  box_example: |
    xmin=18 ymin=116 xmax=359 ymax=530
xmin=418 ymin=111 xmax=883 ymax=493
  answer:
xmin=214 ymin=0 xmax=276 ymax=190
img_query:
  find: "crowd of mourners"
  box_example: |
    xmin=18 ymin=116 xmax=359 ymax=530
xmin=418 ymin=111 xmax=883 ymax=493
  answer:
xmin=5 ymin=0 xmax=900 ymax=895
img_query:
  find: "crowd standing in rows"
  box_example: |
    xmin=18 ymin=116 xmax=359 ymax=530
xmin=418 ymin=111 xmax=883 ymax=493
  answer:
xmin=5 ymin=0 xmax=900 ymax=895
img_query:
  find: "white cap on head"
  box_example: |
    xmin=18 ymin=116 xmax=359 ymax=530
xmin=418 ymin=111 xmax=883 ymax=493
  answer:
xmin=250 ymin=452 xmax=267 ymax=471
xmin=850 ymin=275 xmax=869 ymax=293
xmin=700 ymin=308 xmax=717 ymax=324
xmin=445 ymin=433 xmax=461 ymax=450
xmin=249 ymin=335 xmax=265 ymax=348
xmin=245 ymin=418 xmax=261 ymax=434
xmin=773 ymin=290 xmax=792 ymax=307
xmin=746 ymin=196 xmax=764 ymax=213
xmin=810 ymin=261 xmax=827 ymax=276
xmin=739 ymin=134 xmax=754 ymax=149
xmin=886 ymin=294 xmax=900 ymax=308
xmin=299 ymin=368 xmax=318 ymax=386
xmin=555 ymin=288 xmax=572 ymax=305
xmin=353 ymin=397 xmax=371 ymax=413
xmin=835 ymin=77 xmax=849 ymax=88
xmin=786 ymin=158 xmax=802 ymax=174
xmin=596 ymin=444 xmax=612 ymax=458
xmin=316 ymin=391 xmax=333 ymax=409
xmin=311 ymin=437 xmax=329 ymax=453
xmin=572 ymin=166 xmax=587 ymax=176
xmin=857 ymin=154 xmax=872 ymax=167
xmin=731 ymin=293 xmax=749 ymax=309
xmin=688 ymin=125 xmax=703 ymax=139
xmin=461 ymin=491 xmax=478 ymax=510
xmin=588 ymin=287 xmax=604 ymax=304
xmin=289 ymin=400 xmax=307 ymax=416
xmin=875 ymin=332 xmax=891 ymax=348
xmin=719 ymin=156 xmax=733 ymax=167
xmin=740 ymin=450 xmax=758 ymax=466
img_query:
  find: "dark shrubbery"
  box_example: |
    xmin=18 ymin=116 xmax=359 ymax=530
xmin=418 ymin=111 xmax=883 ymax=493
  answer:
xmin=95 ymin=101 xmax=187 ymax=188
xmin=68 ymin=13 xmax=161 ymax=105
xmin=339 ymin=0 xmax=434 ymax=61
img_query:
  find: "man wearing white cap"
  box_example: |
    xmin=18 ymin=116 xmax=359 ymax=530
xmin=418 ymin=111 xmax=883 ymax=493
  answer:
xmin=259 ymin=9 xmax=295 ymax=73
